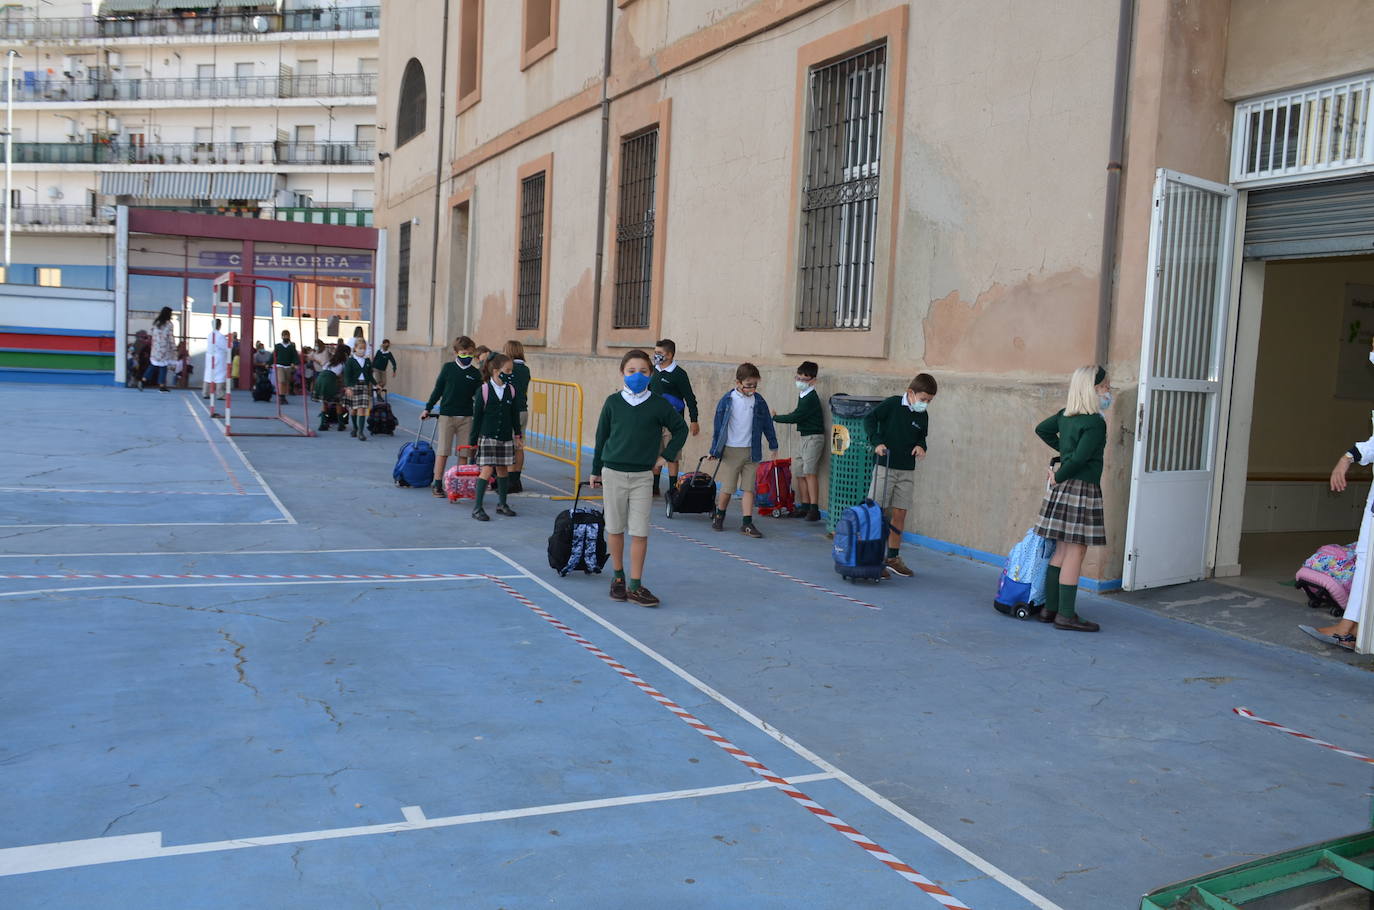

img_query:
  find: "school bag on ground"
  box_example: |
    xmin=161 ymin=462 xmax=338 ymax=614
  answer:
xmin=1295 ymin=542 xmax=1356 ymax=617
xmin=755 ymin=458 xmax=796 ymax=517
xmin=665 ymin=456 xmax=719 ymax=519
xmin=444 ymin=449 xmax=481 ymax=502
xmin=393 ymin=419 xmax=437 ymax=488
xmin=833 ymin=460 xmax=888 ymax=583
xmin=548 ymin=482 xmax=609 ymax=576
xmin=251 ymin=374 xmax=273 ymax=402
xmin=994 ymin=528 xmax=1058 ymax=620
xmin=367 ymin=390 xmax=399 ymax=435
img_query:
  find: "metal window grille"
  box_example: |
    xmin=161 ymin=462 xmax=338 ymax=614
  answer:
xmin=1232 ymin=73 xmax=1374 ymax=186
xmin=796 ymin=45 xmax=886 ymax=331
xmin=613 ymin=128 xmax=658 ymax=330
xmin=517 ymin=172 xmax=546 ymax=331
xmin=396 ymin=221 xmax=411 ymax=331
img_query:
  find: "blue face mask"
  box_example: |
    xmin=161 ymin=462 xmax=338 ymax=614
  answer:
xmin=624 ymin=372 xmax=651 ymax=394
xmin=457 ymin=355 xmax=473 ymax=366
xmin=1099 ymin=392 xmax=1114 ymax=412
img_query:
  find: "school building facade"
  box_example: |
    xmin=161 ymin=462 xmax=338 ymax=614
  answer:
xmin=373 ymin=0 xmax=1374 ymax=612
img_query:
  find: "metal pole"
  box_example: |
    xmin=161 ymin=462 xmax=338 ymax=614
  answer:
xmin=5 ymin=50 xmax=18 ymax=274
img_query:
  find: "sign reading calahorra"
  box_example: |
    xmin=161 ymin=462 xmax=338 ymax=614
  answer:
xmin=198 ymin=251 xmax=374 ymax=275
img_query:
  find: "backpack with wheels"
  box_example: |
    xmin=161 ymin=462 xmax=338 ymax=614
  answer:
xmin=755 ymin=458 xmax=795 ymax=517
xmin=833 ymin=455 xmax=889 ymax=582
xmin=444 ymin=447 xmax=481 ymax=501
xmin=1295 ymin=542 xmax=1356 ymax=617
xmin=994 ymin=529 xmax=1057 ymax=619
xmin=367 ymin=390 xmax=399 ymax=435
xmin=251 ymin=374 xmax=273 ymax=402
xmin=665 ymin=456 xmax=718 ymax=518
xmin=548 ymin=482 xmax=608 ymax=576
xmin=393 ymin=419 xmax=437 ymax=487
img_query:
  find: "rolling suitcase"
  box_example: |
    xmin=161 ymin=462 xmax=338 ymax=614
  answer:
xmin=832 ymin=457 xmax=889 ymax=582
xmin=367 ymin=389 xmax=399 ymax=435
xmin=755 ymin=458 xmax=796 ymax=517
xmin=444 ymin=446 xmax=481 ymax=501
xmin=394 ymin=419 xmax=438 ymax=487
xmin=665 ymin=456 xmax=719 ymax=519
xmin=548 ymin=482 xmax=608 ymax=576
xmin=994 ymin=529 xmax=1057 ymax=619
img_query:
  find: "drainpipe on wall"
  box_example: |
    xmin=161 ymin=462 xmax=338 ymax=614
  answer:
xmin=589 ymin=0 xmax=614 ymax=356
xmin=426 ymin=0 xmax=452 ymax=347
xmin=1095 ymin=0 xmax=1136 ymax=367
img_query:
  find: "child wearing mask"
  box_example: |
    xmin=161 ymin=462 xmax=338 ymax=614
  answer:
xmin=341 ymin=338 xmax=374 ymax=440
xmin=772 ymin=360 xmax=824 ymax=521
xmin=649 ymin=338 xmax=700 ymax=496
xmin=422 ymin=336 xmax=483 ymax=496
xmin=468 ymin=352 xmax=522 ymax=521
xmin=863 ymin=373 xmax=938 ymax=579
xmin=707 ymin=362 xmax=779 ymax=538
xmin=372 ymin=339 xmax=398 ymax=390
xmin=504 ymin=340 xmax=531 ymax=493
xmin=590 ymin=349 xmax=689 ymax=607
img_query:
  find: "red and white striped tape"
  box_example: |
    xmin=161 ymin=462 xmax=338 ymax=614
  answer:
xmin=2 ymin=572 xmax=486 ymax=582
xmin=653 ymin=524 xmax=881 ymax=612
xmin=1234 ymin=707 xmax=1374 ymax=765
xmin=485 ymin=575 xmax=968 ymax=907
xmin=0 ymin=488 xmax=250 ymax=497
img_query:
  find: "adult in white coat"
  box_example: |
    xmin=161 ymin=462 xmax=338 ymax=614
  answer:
xmin=204 ymin=318 xmax=230 ymax=417
xmin=1314 ymin=434 xmax=1374 ymax=649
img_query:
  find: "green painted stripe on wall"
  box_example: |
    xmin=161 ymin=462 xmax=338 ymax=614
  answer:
xmin=0 ymin=351 xmax=115 ymax=370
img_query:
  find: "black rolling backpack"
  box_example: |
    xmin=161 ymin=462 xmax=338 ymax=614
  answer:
xmin=367 ymin=390 xmax=399 ymax=435
xmin=548 ymin=483 xmax=609 ymax=576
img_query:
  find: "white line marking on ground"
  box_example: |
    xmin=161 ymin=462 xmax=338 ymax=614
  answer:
xmin=0 ymin=546 xmax=503 ymax=559
xmin=189 ymin=396 xmax=297 ymax=524
xmin=0 ymin=576 xmax=523 ymax=599
xmin=183 ymin=396 xmax=247 ymax=495
xmin=401 ymin=806 xmax=427 ymax=823
xmin=0 ymin=521 xmax=290 ymax=529
xmin=0 ymin=488 xmax=265 ymax=497
xmin=484 ymin=549 xmax=1065 ymax=910
xmin=0 ymin=774 xmax=838 ymax=877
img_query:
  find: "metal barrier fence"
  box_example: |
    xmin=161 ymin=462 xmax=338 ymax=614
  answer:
xmin=525 ymin=379 xmax=595 ymax=500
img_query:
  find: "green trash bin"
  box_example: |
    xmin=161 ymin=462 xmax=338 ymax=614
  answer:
xmin=826 ymin=394 xmax=885 ymax=533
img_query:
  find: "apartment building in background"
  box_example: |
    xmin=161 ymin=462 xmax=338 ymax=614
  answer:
xmin=0 ymin=0 xmax=378 ymax=298
xmin=376 ymin=0 xmax=1374 ymax=646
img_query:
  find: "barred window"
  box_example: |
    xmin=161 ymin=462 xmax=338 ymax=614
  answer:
xmin=396 ymin=221 xmax=411 ymax=331
xmin=796 ymin=45 xmax=886 ymax=330
xmin=396 ymin=58 xmax=426 ymax=146
xmin=613 ymin=128 xmax=658 ymax=330
xmin=516 ymin=171 xmax=546 ymax=331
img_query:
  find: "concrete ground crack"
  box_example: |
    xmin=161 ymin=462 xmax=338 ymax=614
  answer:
xmin=115 ymin=596 xmax=287 ymax=624
xmin=290 ymin=845 xmax=304 ymax=880
xmin=304 ymin=618 xmax=327 ymax=643
xmin=297 ymin=694 xmax=343 ymax=731
xmin=100 ymin=794 xmax=169 ymax=836
xmin=218 ymin=629 xmax=260 ymax=697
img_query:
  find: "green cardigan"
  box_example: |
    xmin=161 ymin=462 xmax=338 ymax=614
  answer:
xmin=1036 ymin=410 xmax=1106 ymax=485
xmin=342 ymin=356 xmax=373 ymax=387
xmin=469 ymin=381 xmax=520 ymax=443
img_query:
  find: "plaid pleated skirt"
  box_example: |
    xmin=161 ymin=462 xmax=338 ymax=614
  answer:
xmin=476 ymin=437 xmax=516 ymax=467
xmin=343 ymin=383 xmax=372 ymax=411
xmin=311 ymin=371 xmax=339 ymax=403
xmin=1035 ymin=478 xmax=1106 ymax=546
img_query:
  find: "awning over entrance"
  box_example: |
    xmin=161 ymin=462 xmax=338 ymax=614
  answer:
xmin=1244 ymin=175 xmax=1374 ymax=259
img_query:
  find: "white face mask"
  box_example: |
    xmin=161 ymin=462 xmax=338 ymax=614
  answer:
xmin=905 ymin=394 xmax=928 ymax=413
xmin=795 ymin=380 xmax=810 ymax=392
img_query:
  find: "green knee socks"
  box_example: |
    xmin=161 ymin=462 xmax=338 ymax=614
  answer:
xmin=1044 ymin=566 xmax=1061 ymax=614
xmin=474 ymin=478 xmax=488 ymax=509
xmin=496 ymin=475 xmax=509 ymax=506
xmin=1058 ymin=583 xmax=1079 ymax=620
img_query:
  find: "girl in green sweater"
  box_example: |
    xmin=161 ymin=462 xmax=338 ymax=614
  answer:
xmin=1034 ymin=365 xmax=1112 ymax=632
xmin=341 ymin=339 xmax=374 ymax=441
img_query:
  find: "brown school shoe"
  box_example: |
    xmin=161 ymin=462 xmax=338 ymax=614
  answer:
xmin=711 ymin=515 xmax=725 ymax=532
xmin=1054 ymin=614 xmax=1101 ymax=632
xmin=432 ymin=482 xmax=446 ymax=498
xmin=626 ymin=585 xmax=661 ymax=608
xmin=609 ymin=576 xmax=627 ymax=601
xmin=741 ymin=523 xmax=763 ymax=539
xmin=495 ymin=504 xmax=517 ymax=517
xmin=884 ymin=555 xmax=913 ymax=578
xmin=1037 ymin=609 xmax=1057 ymax=624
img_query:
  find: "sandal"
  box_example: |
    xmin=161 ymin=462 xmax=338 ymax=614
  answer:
xmin=1299 ymin=624 xmax=1356 ymax=651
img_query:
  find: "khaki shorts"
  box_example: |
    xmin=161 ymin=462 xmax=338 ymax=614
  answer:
xmin=438 ymin=415 xmax=473 ymax=457
xmin=797 ymin=434 xmax=825 ymax=476
xmin=602 ymin=467 xmax=653 ymax=537
xmin=869 ymin=465 xmax=915 ymax=513
xmin=373 ymin=369 xmax=388 ymax=389
xmin=718 ymin=445 xmax=757 ymax=494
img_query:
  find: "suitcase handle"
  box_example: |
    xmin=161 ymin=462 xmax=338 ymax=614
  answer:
xmin=416 ymin=416 xmax=440 ymax=444
xmin=572 ymin=480 xmax=597 ymax=512
xmin=694 ymin=455 xmax=723 ymax=480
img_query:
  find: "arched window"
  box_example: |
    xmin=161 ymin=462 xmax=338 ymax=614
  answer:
xmin=396 ymin=58 xmax=427 ymax=146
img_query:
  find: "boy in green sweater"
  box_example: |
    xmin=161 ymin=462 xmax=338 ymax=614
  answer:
xmin=421 ymin=335 xmax=483 ymax=497
xmin=772 ymin=360 xmax=823 ymax=521
xmin=591 ymin=349 xmax=689 ymax=608
xmin=862 ymin=372 xmax=938 ymax=579
xmin=649 ymin=338 xmax=700 ymax=496
xmin=372 ymin=339 xmax=397 ymax=390
xmin=504 ymin=340 xmax=531 ymax=493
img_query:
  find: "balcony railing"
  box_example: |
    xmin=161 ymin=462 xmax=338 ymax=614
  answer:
xmin=7 ymin=203 xmax=114 ymax=226
xmin=10 ymin=73 xmax=377 ymax=103
xmin=4 ymin=203 xmax=373 ymax=228
xmin=12 ymin=140 xmax=376 ymax=166
xmin=0 ymin=7 xmax=380 ymax=41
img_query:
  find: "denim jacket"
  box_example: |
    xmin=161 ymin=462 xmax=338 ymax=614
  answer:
xmin=709 ymin=391 xmax=779 ymax=462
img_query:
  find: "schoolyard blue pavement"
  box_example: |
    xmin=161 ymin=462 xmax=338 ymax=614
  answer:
xmin=1 ymin=383 xmax=1372 ymax=909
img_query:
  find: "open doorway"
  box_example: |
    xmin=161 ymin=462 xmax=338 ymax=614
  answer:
xmin=1218 ymin=255 xmax=1374 ymax=602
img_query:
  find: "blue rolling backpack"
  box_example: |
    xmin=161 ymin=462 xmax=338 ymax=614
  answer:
xmin=393 ymin=419 xmax=438 ymax=487
xmin=994 ymin=528 xmax=1057 ymax=619
xmin=833 ymin=458 xmax=889 ymax=583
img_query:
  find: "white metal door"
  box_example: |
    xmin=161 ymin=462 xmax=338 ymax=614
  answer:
xmin=1123 ymin=169 xmax=1238 ymax=590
